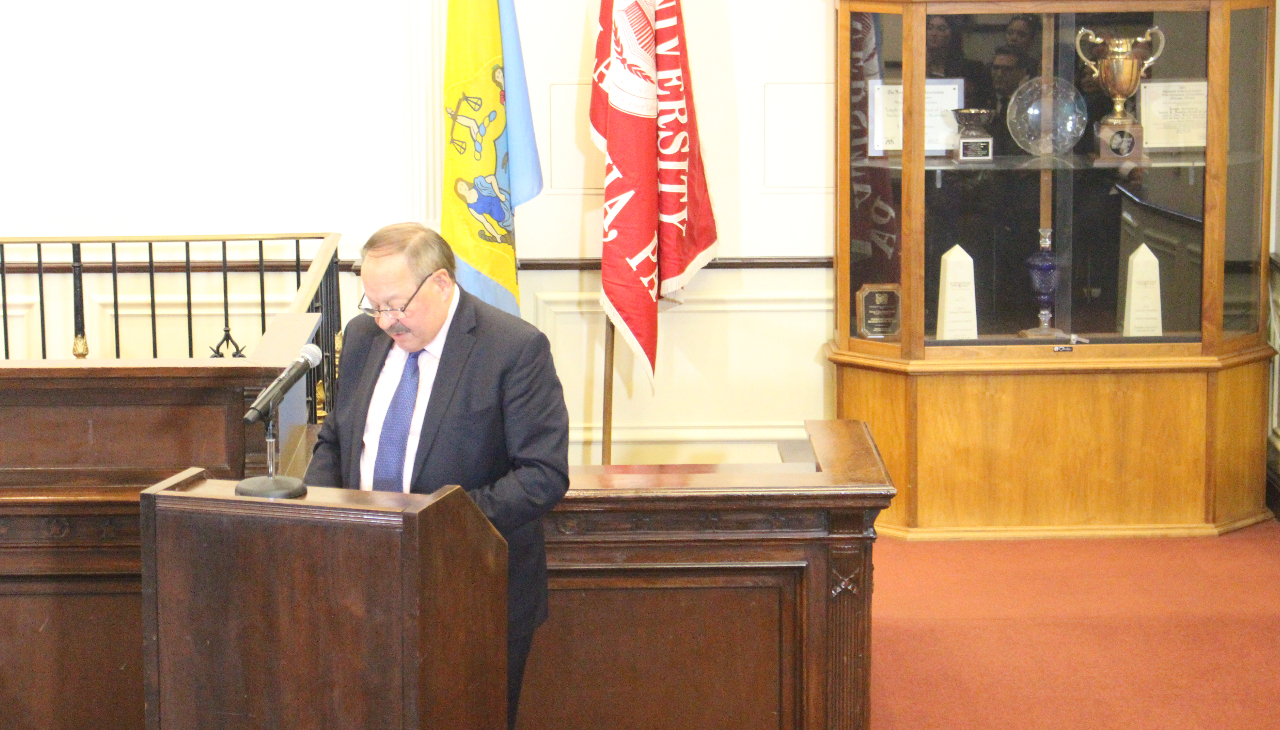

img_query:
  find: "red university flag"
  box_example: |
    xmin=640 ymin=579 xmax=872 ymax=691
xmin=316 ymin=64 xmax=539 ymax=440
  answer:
xmin=590 ymin=0 xmax=718 ymax=380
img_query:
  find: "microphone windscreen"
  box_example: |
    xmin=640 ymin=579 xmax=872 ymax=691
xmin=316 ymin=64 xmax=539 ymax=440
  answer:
xmin=299 ymin=344 xmax=324 ymax=367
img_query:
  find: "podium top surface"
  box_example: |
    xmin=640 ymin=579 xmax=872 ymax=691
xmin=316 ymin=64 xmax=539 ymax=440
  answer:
xmin=135 ymin=419 xmax=895 ymax=514
xmin=146 ymin=469 xmax=455 ymax=517
xmin=562 ymin=420 xmax=895 ymax=510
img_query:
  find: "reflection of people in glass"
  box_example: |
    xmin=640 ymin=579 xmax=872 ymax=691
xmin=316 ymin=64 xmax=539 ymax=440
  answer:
xmin=1073 ymin=55 xmax=1123 ymax=154
xmin=982 ymin=41 xmax=1040 ymax=330
xmin=922 ymin=16 xmax=995 ymax=333
xmin=1070 ymin=55 xmax=1135 ymax=332
xmin=925 ymin=15 xmax=993 ymax=108
xmin=1004 ymin=14 xmax=1041 ymax=61
xmin=989 ymin=47 xmax=1032 ymax=156
xmin=991 ymin=48 xmax=1031 ymax=103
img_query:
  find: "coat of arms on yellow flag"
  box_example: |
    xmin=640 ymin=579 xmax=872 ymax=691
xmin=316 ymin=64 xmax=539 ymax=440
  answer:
xmin=442 ymin=0 xmax=541 ymax=316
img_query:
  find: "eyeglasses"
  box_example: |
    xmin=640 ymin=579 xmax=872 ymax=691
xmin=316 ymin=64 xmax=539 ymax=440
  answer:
xmin=358 ymin=273 xmax=431 ymax=320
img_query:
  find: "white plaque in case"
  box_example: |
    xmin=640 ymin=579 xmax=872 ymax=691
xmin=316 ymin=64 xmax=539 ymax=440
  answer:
xmin=1123 ymin=243 xmax=1163 ymax=336
xmin=937 ymin=245 xmax=978 ymax=340
xmin=1138 ymin=81 xmax=1208 ymax=149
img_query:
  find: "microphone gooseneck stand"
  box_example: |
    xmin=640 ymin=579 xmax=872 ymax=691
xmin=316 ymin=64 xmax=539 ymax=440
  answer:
xmin=235 ymin=406 xmax=308 ymax=499
xmin=235 ymin=343 xmax=323 ymax=498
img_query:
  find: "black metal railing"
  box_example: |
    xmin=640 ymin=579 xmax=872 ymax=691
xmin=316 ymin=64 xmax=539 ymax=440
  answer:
xmin=0 ymin=233 xmax=347 ymax=423
xmin=307 ymin=251 xmax=344 ymax=423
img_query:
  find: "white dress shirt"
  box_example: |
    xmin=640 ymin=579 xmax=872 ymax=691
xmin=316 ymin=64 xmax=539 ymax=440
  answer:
xmin=358 ymin=284 xmax=460 ymax=492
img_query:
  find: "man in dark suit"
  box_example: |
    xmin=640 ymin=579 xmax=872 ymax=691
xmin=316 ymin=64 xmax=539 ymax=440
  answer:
xmin=989 ymin=46 xmax=1032 ymax=156
xmin=304 ymin=222 xmax=570 ymax=730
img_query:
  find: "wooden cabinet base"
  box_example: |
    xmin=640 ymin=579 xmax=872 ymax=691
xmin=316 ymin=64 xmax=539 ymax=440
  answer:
xmin=874 ymin=510 xmax=1274 ymax=540
xmin=832 ymin=342 xmax=1275 ymax=539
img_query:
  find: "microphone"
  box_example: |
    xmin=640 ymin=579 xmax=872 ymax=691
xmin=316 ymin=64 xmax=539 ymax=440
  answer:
xmin=243 ymin=344 xmax=324 ymax=425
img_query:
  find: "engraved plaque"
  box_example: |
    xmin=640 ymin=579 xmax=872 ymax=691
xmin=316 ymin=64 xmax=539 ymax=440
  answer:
xmin=958 ymin=137 xmax=993 ymax=160
xmin=856 ymin=283 xmax=901 ymax=339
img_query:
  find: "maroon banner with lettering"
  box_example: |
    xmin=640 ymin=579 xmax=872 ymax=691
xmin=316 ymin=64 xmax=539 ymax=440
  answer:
xmin=848 ymin=12 xmax=900 ymax=287
xmin=590 ymin=0 xmax=718 ymax=379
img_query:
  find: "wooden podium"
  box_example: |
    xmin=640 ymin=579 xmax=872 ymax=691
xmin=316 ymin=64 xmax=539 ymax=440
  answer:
xmin=140 ymin=468 xmax=507 ymax=730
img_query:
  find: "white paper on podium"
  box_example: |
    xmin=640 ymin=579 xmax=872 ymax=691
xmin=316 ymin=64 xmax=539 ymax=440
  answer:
xmin=937 ymin=244 xmax=978 ymax=340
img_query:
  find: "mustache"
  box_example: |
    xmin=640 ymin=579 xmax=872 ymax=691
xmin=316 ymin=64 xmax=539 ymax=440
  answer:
xmin=385 ymin=321 xmax=411 ymax=335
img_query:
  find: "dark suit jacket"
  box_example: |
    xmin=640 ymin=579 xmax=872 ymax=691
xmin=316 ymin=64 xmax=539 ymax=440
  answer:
xmin=304 ymin=287 xmax=570 ymax=637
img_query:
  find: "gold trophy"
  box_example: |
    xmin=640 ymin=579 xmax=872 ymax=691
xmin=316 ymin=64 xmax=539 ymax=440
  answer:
xmin=1076 ymin=26 xmax=1165 ymax=162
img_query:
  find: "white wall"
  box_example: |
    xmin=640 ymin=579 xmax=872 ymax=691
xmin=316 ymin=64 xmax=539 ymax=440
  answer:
xmin=0 ymin=0 xmax=428 ymax=249
xmin=0 ymin=1 xmax=837 ymax=464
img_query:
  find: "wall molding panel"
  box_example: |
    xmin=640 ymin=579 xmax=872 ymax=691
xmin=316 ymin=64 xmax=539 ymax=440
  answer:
xmin=519 ymin=267 xmax=835 ymax=465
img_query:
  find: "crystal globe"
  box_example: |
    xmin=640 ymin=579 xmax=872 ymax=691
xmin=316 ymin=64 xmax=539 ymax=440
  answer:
xmin=1006 ymin=76 xmax=1088 ymax=156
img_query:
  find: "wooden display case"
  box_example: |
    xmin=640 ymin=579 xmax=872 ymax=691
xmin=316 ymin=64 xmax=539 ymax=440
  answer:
xmin=830 ymin=1 xmax=1275 ymax=537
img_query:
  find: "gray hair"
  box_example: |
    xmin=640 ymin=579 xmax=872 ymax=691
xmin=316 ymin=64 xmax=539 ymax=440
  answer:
xmin=361 ymin=222 xmax=457 ymax=281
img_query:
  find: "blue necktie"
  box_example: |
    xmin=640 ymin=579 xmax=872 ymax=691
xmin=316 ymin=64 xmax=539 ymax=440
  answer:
xmin=372 ymin=350 xmax=422 ymax=492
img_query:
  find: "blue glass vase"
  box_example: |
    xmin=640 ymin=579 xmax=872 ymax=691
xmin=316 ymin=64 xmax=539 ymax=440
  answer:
xmin=1020 ymin=228 xmax=1067 ymax=338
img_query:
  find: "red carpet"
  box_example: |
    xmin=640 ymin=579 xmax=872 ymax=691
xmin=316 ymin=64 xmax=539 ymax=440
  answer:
xmin=870 ymin=520 xmax=1280 ymax=730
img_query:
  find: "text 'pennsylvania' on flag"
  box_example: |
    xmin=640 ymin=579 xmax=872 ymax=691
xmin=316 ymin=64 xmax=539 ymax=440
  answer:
xmin=441 ymin=0 xmax=543 ymax=318
xmin=590 ymin=0 xmax=718 ymax=381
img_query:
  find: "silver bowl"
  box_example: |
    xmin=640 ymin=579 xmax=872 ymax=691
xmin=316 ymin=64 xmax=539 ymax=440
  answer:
xmin=951 ymin=108 xmax=996 ymax=135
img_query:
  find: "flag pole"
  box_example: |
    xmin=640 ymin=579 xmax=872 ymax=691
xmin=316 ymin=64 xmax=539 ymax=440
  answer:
xmin=602 ymin=318 xmax=615 ymax=465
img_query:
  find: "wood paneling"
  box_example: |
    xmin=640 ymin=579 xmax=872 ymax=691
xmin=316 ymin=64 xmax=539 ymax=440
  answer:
xmin=1201 ymin=1 xmax=1231 ymax=352
xmin=0 ymin=364 xmax=281 ymax=487
xmin=837 ymin=368 xmax=912 ymax=526
xmin=0 ymin=402 xmax=230 ymax=470
xmin=901 ymin=3 xmax=927 ymax=360
xmin=1212 ymin=360 xmax=1269 ymax=524
xmin=915 ymin=371 xmax=1206 ymax=528
xmin=0 ymin=581 xmax=143 ymax=730
xmin=831 ymin=342 xmax=1217 ymax=370
xmin=0 ymin=358 xmax=297 ymax=730
xmin=524 ymin=570 xmax=798 ymax=730
xmin=152 ymin=508 xmax=409 ymax=728
xmin=0 ymin=486 xmax=145 ymax=730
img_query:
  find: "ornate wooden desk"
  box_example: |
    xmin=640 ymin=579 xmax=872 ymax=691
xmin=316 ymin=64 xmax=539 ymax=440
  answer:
xmin=0 ymin=419 xmax=893 ymax=730
xmin=522 ymin=420 xmax=895 ymax=730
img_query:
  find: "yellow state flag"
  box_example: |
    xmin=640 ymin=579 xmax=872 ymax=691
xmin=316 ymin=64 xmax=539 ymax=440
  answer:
xmin=441 ymin=0 xmax=520 ymax=315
